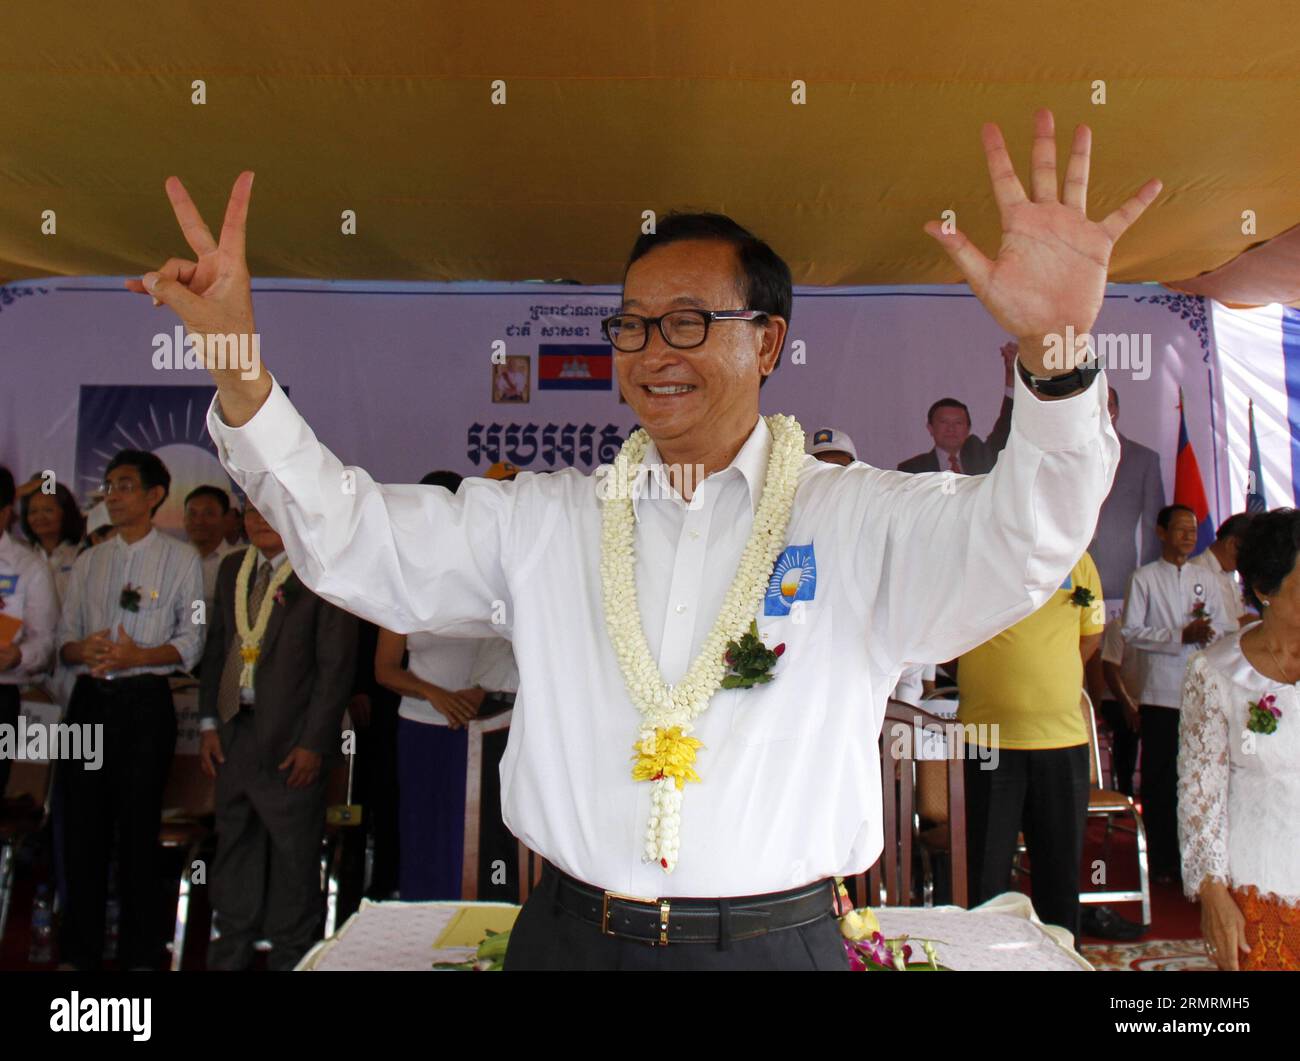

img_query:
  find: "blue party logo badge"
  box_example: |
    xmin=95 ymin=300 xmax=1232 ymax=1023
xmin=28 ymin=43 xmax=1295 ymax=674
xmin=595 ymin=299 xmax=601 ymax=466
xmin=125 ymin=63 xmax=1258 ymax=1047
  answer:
xmin=812 ymin=429 xmax=834 ymax=446
xmin=764 ymin=544 xmax=817 ymax=616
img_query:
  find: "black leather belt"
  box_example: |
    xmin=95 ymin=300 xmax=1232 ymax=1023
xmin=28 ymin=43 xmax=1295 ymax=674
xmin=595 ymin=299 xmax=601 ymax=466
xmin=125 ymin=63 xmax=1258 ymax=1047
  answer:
xmin=549 ymin=865 xmax=837 ymax=946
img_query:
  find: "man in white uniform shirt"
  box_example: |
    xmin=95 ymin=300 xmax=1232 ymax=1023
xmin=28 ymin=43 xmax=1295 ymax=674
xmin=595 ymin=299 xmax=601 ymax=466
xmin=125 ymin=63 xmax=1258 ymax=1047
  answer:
xmin=133 ymin=109 xmax=1158 ymax=969
xmin=1121 ymin=503 xmax=1232 ymax=883
xmin=1189 ymin=512 xmax=1254 ymax=631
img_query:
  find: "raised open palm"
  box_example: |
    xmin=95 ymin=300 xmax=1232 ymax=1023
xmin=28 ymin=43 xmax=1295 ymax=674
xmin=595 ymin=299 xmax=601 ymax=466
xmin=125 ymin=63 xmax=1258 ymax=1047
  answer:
xmin=126 ymin=171 xmax=257 ymax=373
xmin=924 ymin=109 xmax=1161 ymax=370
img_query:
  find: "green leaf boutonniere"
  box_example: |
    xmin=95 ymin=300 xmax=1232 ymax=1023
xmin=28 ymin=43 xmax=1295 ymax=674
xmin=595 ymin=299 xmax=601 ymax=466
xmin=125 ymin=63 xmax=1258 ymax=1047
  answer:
xmin=721 ymin=619 xmax=785 ymax=689
xmin=1070 ymin=586 xmax=1095 ymax=609
xmin=1247 ymin=693 xmax=1281 ymax=735
xmin=119 ymin=582 xmax=141 ymax=613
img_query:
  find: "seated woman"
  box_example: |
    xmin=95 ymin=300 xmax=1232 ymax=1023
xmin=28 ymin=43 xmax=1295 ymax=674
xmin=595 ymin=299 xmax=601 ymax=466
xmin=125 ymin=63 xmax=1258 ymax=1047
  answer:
xmin=1179 ymin=508 xmax=1300 ymax=970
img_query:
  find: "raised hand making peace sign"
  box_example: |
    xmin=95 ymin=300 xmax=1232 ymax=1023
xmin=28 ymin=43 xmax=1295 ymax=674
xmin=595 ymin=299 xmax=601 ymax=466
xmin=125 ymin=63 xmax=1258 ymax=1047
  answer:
xmin=924 ymin=108 xmax=1161 ymax=378
xmin=126 ymin=170 xmax=269 ymax=424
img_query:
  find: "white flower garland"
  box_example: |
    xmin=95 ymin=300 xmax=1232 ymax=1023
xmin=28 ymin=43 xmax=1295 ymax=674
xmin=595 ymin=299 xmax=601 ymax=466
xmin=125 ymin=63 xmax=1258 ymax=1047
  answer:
xmin=600 ymin=414 xmax=805 ymax=872
xmin=234 ymin=547 xmax=295 ymax=686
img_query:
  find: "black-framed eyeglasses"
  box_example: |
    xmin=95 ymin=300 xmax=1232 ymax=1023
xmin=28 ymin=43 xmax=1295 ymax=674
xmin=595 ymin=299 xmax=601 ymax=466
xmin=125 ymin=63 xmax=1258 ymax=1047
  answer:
xmin=600 ymin=309 xmax=769 ymax=353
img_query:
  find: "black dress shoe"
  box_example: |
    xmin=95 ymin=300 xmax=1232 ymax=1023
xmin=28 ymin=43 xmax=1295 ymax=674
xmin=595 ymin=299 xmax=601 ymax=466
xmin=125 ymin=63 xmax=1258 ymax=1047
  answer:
xmin=1081 ymin=905 xmax=1146 ymax=941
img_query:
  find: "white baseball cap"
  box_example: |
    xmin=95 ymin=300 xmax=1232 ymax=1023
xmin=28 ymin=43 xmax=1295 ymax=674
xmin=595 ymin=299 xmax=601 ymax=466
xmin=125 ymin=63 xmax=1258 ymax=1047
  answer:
xmin=807 ymin=427 xmax=857 ymax=461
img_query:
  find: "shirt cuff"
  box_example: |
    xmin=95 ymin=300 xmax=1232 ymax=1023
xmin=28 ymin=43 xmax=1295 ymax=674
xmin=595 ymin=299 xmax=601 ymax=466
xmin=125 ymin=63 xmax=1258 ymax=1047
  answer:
xmin=1009 ymin=367 xmax=1110 ymax=453
xmin=198 ymin=717 xmax=217 ymax=732
xmin=206 ymin=373 xmax=300 ymax=475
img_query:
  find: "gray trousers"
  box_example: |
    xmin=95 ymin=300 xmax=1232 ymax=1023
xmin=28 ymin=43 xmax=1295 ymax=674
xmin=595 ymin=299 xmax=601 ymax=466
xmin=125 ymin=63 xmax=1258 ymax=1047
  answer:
xmin=208 ymin=712 xmax=326 ymax=971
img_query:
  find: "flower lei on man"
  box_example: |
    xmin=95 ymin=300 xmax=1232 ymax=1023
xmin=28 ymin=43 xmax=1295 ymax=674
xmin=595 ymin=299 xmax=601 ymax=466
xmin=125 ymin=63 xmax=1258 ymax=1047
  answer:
xmin=601 ymin=413 xmax=804 ymax=873
xmin=234 ymin=549 xmax=295 ymax=686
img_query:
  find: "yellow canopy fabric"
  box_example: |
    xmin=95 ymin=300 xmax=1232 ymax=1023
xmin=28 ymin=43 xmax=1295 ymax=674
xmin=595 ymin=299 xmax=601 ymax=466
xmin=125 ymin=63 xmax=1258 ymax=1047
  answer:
xmin=2 ymin=1 xmax=1297 ymax=292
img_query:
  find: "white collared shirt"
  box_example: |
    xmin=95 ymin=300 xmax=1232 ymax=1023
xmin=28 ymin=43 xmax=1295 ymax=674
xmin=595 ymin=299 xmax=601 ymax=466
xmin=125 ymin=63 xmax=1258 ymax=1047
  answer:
xmin=396 ymin=630 xmax=481 ymax=726
xmin=0 ymin=530 xmax=59 ymax=685
xmin=1121 ymin=556 xmax=1233 ymax=709
xmin=892 ymin=662 xmax=936 ymax=707
xmin=197 ymin=540 xmax=238 ymax=612
xmin=56 ymin=526 xmax=205 ymax=679
xmin=469 ymin=636 xmax=519 ymax=695
xmin=29 ymin=539 xmax=82 ymax=607
xmin=1189 ymin=547 xmax=1244 ymax=632
xmin=207 ymin=370 xmax=1117 ymax=897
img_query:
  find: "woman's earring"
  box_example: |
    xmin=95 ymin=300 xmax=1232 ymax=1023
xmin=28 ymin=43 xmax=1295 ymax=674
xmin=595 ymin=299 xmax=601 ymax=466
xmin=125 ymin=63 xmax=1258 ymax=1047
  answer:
xmin=1261 ymin=598 xmax=1271 ymax=608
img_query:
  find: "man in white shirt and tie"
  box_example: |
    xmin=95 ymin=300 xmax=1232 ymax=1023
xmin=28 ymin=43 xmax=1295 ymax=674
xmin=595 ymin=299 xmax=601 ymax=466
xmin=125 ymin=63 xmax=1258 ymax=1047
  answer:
xmin=134 ymin=109 xmax=1159 ymax=969
xmin=1121 ymin=503 xmax=1232 ymax=882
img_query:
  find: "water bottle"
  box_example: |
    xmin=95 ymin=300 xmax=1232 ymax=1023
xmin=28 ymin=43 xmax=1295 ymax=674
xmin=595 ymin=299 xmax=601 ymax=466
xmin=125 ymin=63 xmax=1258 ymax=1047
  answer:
xmin=29 ymin=885 xmax=53 ymax=964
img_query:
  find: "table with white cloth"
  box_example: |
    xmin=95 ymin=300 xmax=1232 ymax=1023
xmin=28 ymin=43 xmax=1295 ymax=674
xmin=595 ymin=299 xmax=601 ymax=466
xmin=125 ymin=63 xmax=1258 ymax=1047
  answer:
xmin=295 ymin=891 xmax=1092 ymax=971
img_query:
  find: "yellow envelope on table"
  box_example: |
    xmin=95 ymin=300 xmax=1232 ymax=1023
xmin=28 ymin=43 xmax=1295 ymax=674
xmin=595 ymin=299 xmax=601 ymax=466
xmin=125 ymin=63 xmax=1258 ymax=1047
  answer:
xmin=435 ymin=905 xmax=521 ymax=948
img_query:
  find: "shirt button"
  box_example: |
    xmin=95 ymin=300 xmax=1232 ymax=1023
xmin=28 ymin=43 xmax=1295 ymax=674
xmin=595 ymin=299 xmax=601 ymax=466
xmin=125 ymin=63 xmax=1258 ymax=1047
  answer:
xmin=675 ymin=604 xmax=687 ymax=614
xmin=689 ymin=530 xmax=701 ymax=540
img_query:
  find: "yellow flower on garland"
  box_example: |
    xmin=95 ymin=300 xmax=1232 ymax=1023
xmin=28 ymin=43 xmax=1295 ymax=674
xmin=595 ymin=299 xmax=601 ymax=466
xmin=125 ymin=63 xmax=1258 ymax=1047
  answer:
xmin=631 ymin=727 xmax=703 ymax=790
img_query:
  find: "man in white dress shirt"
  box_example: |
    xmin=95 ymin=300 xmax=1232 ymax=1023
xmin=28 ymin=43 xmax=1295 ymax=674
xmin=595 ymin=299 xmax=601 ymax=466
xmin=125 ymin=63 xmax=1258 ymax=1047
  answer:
xmin=133 ymin=109 xmax=1158 ymax=969
xmin=1121 ymin=503 xmax=1232 ymax=882
xmin=184 ymin=484 xmax=237 ymax=617
xmin=1189 ymin=512 xmax=1254 ymax=631
xmin=56 ymin=449 xmax=205 ymax=969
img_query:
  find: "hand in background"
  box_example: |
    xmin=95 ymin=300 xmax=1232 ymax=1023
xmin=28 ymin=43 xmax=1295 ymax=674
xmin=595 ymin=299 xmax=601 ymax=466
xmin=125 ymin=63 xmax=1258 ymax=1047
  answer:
xmin=199 ymin=730 xmax=225 ymax=778
xmin=424 ymin=684 xmax=480 ymax=730
xmin=278 ymin=747 xmax=322 ymax=789
xmin=348 ymin=692 xmax=372 ymax=729
xmin=89 ymin=624 xmax=142 ymax=677
xmin=1182 ymin=618 xmax=1213 ymax=646
xmin=1001 ymin=341 xmax=1019 ymax=387
xmin=1198 ymin=881 xmax=1250 ymax=971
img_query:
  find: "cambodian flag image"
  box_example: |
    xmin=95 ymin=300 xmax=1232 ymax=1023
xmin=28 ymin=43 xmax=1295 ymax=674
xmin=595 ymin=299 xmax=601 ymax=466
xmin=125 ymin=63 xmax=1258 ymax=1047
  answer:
xmin=1174 ymin=389 xmax=1215 ymax=552
xmin=537 ymin=344 xmax=613 ymax=391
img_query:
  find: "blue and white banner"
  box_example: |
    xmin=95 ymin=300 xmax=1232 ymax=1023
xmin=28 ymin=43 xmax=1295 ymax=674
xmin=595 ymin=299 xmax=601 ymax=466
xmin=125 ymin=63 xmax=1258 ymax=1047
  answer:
xmin=1213 ymin=302 xmax=1300 ymax=513
xmin=0 ymin=278 xmax=1230 ymax=527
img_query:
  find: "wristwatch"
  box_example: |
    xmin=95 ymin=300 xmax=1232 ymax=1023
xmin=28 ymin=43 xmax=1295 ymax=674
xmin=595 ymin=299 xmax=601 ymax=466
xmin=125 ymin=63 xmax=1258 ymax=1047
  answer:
xmin=1016 ymin=358 xmax=1101 ymax=398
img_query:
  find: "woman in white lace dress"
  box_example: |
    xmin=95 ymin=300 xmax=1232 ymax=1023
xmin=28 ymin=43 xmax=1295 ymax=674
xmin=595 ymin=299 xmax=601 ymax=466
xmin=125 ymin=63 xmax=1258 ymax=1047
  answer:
xmin=1179 ymin=509 xmax=1300 ymax=970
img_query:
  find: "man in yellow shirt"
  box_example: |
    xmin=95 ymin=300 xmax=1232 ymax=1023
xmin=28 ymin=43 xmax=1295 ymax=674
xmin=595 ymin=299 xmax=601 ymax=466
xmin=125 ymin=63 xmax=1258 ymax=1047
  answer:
xmin=958 ymin=551 xmax=1103 ymax=941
